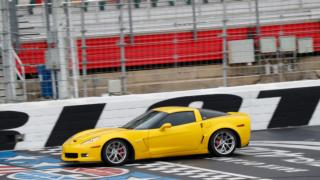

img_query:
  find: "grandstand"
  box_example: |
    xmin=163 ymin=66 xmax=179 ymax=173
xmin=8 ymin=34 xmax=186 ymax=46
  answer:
xmin=16 ymin=0 xmax=320 ymax=71
xmin=16 ymin=0 xmax=320 ymax=39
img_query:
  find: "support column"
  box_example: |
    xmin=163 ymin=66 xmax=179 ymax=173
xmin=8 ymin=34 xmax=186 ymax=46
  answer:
xmin=222 ymin=0 xmax=228 ymax=87
xmin=64 ymin=0 xmax=79 ymax=98
xmin=52 ymin=0 xmax=70 ymax=99
xmin=80 ymin=0 xmax=88 ymax=97
xmin=191 ymin=0 xmax=198 ymax=40
xmin=119 ymin=0 xmax=127 ymax=94
xmin=0 ymin=0 xmax=17 ymax=102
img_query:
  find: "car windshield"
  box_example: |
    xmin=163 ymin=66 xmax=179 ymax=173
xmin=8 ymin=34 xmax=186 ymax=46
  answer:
xmin=121 ymin=110 xmax=168 ymax=130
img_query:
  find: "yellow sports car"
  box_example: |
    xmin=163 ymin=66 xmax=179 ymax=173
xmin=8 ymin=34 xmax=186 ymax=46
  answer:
xmin=62 ymin=106 xmax=251 ymax=166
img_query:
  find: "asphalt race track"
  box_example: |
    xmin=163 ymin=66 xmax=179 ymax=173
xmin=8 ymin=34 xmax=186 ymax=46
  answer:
xmin=1 ymin=126 xmax=320 ymax=180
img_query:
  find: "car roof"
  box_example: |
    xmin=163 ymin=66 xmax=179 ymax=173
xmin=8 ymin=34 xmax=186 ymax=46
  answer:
xmin=153 ymin=106 xmax=197 ymax=113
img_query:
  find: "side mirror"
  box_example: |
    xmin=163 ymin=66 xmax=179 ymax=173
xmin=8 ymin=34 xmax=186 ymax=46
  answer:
xmin=160 ymin=123 xmax=172 ymax=131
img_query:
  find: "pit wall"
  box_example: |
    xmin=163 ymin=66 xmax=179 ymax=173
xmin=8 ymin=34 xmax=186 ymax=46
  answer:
xmin=1 ymin=80 xmax=320 ymax=150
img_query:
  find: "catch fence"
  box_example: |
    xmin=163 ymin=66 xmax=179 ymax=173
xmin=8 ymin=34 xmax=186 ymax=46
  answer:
xmin=0 ymin=0 xmax=320 ymax=102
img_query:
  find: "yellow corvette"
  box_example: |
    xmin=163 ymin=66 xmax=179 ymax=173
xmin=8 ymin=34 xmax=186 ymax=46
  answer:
xmin=62 ymin=106 xmax=251 ymax=165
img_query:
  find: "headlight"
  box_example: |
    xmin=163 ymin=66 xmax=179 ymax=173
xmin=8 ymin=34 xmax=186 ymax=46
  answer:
xmin=81 ymin=137 xmax=100 ymax=145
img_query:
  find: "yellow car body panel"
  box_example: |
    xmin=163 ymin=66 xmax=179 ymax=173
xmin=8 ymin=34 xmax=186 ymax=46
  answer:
xmin=62 ymin=106 xmax=251 ymax=163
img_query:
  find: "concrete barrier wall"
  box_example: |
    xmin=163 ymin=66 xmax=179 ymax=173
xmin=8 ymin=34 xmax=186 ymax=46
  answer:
xmin=1 ymin=80 xmax=320 ymax=150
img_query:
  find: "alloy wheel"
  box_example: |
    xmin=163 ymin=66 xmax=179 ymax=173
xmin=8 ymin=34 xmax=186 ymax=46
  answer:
xmin=212 ymin=130 xmax=236 ymax=155
xmin=105 ymin=140 xmax=127 ymax=164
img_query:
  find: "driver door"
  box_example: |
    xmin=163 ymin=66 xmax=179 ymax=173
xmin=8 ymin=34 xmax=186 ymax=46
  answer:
xmin=147 ymin=111 xmax=203 ymax=156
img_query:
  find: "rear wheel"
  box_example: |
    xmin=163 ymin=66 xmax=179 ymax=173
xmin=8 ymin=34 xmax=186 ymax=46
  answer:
xmin=209 ymin=129 xmax=237 ymax=157
xmin=102 ymin=139 xmax=129 ymax=166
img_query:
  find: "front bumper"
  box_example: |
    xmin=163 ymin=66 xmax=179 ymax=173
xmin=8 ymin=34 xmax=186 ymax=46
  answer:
xmin=61 ymin=143 xmax=102 ymax=163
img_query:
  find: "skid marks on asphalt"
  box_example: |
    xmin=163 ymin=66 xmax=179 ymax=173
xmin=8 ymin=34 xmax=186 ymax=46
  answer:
xmin=128 ymin=161 xmax=270 ymax=180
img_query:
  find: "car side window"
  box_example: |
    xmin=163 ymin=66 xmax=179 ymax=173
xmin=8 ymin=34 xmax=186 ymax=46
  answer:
xmin=199 ymin=109 xmax=227 ymax=120
xmin=156 ymin=111 xmax=196 ymax=128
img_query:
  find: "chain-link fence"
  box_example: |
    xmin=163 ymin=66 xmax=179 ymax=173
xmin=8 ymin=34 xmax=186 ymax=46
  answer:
xmin=1 ymin=0 xmax=320 ymax=103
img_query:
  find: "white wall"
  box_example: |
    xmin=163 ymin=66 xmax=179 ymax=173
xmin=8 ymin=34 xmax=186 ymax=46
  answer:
xmin=1 ymin=80 xmax=320 ymax=150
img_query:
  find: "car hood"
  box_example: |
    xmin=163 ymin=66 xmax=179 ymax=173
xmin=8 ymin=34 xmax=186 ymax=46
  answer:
xmin=70 ymin=128 xmax=128 ymax=142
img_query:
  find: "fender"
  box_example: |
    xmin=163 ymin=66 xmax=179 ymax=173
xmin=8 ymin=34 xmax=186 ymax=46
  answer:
xmin=202 ymin=123 xmax=241 ymax=148
xmin=99 ymin=130 xmax=150 ymax=160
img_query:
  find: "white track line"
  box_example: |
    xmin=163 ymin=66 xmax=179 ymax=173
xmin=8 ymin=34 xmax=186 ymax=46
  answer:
xmin=251 ymin=141 xmax=320 ymax=146
xmin=250 ymin=141 xmax=320 ymax=151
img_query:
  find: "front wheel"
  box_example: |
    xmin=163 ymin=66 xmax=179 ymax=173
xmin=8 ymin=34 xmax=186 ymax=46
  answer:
xmin=209 ymin=129 xmax=237 ymax=157
xmin=102 ymin=139 xmax=129 ymax=166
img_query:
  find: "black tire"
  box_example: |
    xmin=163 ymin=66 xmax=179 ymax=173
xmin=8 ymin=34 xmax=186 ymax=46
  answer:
xmin=101 ymin=139 xmax=130 ymax=166
xmin=208 ymin=129 xmax=237 ymax=157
